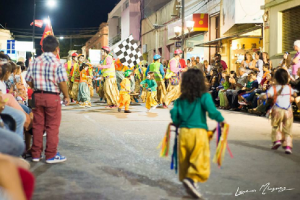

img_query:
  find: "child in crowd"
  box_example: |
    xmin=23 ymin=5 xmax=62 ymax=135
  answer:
xmin=140 ymin=72 xmax=158 ymax=112
xmin=170 ymin=68 xmax=225 ymax=198
xmin=118 ymin=70 xmax=132 ymax=113
xmin=215 ymin=70 xmax=227 ymax=100
xmin=14 ymin=66 xmax=27 ymax=105
xmin=218 ymin=75 xmax=230 ymax=109
xmin=77 ymin=63 xmax=91 ymax=108
xmin=267 ymin=68 xmax=297 ymax=154
xmin=238 ymin=71 xmax=259 ymax=105
xmin=0 ymin=63 xmax=12 ymax=94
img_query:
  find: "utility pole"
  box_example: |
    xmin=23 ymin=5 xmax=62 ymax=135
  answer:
xmin=32 ymin=0 xmax=36 ymax=59
xmin=181 ymin=0 xmax=185 ymax=59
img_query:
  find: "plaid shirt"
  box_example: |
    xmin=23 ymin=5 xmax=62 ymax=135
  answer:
xmin=25 ymin=52 xmax=67 ymax=93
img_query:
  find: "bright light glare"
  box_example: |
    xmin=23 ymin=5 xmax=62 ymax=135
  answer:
xmin=186 ymin=20 xmax=195 ymax=29
xmin=43 ymin=19 xmax=50 ymax=25
xmin=47 ymin=0 xmax=57 ymax=8
xmin=174 ymin=26 xmax=181 ymax=33
xmin=60 ymin=36 xmax=64 ymax=40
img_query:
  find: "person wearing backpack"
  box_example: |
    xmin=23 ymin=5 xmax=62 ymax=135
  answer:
xmin=267 ymin=68 xmax=297 ymax=154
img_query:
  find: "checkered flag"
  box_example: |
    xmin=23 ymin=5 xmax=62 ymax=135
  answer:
xmin=113 ymin=35 xmax=143 ymax=67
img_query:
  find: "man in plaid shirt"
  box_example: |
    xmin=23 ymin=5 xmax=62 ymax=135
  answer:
xmin=26 ymin=35 xmax=69 ymax=164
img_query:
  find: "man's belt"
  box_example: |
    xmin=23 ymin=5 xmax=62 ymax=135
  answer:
xmin=34 ymin=90 xmax=60 ymax=95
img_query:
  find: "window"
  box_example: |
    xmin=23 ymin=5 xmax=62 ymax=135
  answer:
xmin=215 ymin=15 xmax=220 ymax=39
xmin=282 ymin=6 xmax=300 ymax=52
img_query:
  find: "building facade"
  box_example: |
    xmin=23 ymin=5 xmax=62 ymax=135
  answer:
xmin=141 ymin=0 xmax=264 ymax=71
xmin=108 ymin=0 xmax=141 ymax=54
xmin=83 ymin=23 xmax=109 ymax=58
xmin=262 ymin=0 xmax=300 ymax=67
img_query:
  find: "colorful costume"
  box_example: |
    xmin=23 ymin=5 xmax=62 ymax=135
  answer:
xmin=65 ymin=58 xmax=78 ymax=99
xmin=170 ymin=93 xmax=224 ymax=183
xmin=118 ymin=77 xmax=131 ymax=111
xmin=267 ymin=85 xmax=294 ymax=151
xmin=218 ymin=81 xmax=230 ymax=107
xmin=140 ymin=79 xmax=158 ymax=110
xmin=88 ymin=65 xmax=94 ymax=98
xmin=77 ymin=70 xmax=91 ymax=106
xmin=70 ymin=62 xmax=80 ymax=101
xmin=164 ymin=56 xmax=181 ymax=106
xmin=146 ymin=59 xmax=166 ymax=104
xmin=99 ymin=48 xmax=119 ymax=107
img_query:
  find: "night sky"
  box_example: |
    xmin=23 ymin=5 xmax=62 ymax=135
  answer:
xmin=0 ymin=0 xmax=119 ymax=54
xmin=0 ymin=0 xmax=119 ymax=29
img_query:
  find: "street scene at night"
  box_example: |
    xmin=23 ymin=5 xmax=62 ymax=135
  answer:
xmin=0 ymin=0 xmax=300 ymax=200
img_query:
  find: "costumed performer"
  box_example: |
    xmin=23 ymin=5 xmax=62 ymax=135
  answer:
xmin=163 ymin=49 xmax=183 ymax=108
xmin=267 ymin=68 xmax=296 ymax=154
xmin=170 ymin=68 xmax=225 ymax=198
xmin=78 ymin=63 xmax=91 ymax=108
xmin=70 ymin=54 xmax=84 ymax=103
xmin=65 ymin=52 xmax=78 ymax=102
xmin=140 ymin=72 xmax=158 ymax=112
xmin=146 ymin=54 xmax=166 ymax=105
xmin=97 ymin=46 xmax=119 ymax=108
xmin=118 ymin=70 xmax=132 ymax=113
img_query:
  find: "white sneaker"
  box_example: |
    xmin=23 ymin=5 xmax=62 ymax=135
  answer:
xmin=152 ymin=105 xmax=157 ymax=110
xmin=183 ymin=178 xmax=202 ymax=199
xmin=147 ymin=109 xmax=151 ymax=112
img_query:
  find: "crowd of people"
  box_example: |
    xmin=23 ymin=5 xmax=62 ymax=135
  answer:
xmin=0 ymin=34 xmax=300 ymax=199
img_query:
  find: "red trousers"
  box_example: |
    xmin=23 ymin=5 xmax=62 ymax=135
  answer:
xmin=32 ymin=93 xmax=61 ymax=159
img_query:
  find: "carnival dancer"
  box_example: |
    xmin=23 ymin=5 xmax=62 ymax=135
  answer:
xmin=78 ymin=63 xmax=91 ymax=108
xmin=97 ymin=46 xmax=119 ymax=108
xmin=118 ymin=70 xmax=132 ymax=113
xmin=115 ymin=59 xmax=125 ymax=91
xmin=65 ymin=52 xmax=78 ymax=102
xmin=88 ymin=64 xmax=94 ymax=98
xmin=146 ymin=55 xmax=166 ymax=105
xmin=267 ymin=68 xmax=296 ymax=154
xmin=163 ymin=49 xmax=183 ymax=108
xmin=70 ymin=54 xmax=84 ymax=103
xmin=140 ymin=72 xmax=158 ymax=112
xmin=170 ymin=68 xmax=225 ymax=198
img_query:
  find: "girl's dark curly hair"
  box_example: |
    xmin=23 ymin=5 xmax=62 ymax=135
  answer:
xmin=180 ymin=68 xmax=208 ymax=102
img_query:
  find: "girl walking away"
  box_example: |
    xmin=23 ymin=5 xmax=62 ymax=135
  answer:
xmin=267 ymin=68 xmax=297 ymax=154
xmin=118 ymin=70 xmax=132 ymax=113
xmin=170 ymin=68 xmax=225 ymax=198
xmin=78 ymin=63 xmax=91 ymax=108
xmin=140 ymin=72 xmax=158 ymax=112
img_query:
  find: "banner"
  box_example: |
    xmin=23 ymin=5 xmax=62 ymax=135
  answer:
xmin=30 ymin=20 xmax=43 ymax=28
xmin=40 ymin=17 xmax=60 ymax=59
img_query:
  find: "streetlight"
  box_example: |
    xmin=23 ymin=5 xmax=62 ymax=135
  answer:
xmin=43 ymin=18 xmax=50 ymax=25
xmin=47 ymin=0 xmax=57 ymax=8
xmin=174 ymin=26 xmax=181 ymax=37
xmin=32 ymin=0 xmax=57 ymax=59
xmin=186 ymin=20 xmax=195 ymax=33
xmin=59 ymin=36 xmax=64 ymax=40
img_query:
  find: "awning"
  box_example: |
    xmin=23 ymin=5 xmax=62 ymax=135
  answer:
xmin=196 ymin=36 xmax=233 ymax=47
xmin=196 ymin=26 xmax=263 ymax=48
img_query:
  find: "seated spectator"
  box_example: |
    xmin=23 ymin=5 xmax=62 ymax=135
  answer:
xmin=192 ymin=60 xmax=198 ymax=68
xmin=238 ymin=71 xmax=259 ymax=106
xmin=226 ymin=67 xmax=248 ymax=111
xmin=290 ymin=67 xmax=300 ymax=112
xmin=203 ymin=60 xmax=211 ymax=76
xmin=218 ymin=75 xmax=230 ymax=109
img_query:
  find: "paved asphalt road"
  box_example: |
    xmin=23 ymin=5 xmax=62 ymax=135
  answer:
xmin=29 ymin=98 xmax=300 ymax=200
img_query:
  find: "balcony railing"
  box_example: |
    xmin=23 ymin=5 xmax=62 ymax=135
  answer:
xmin=109 ymin=33 xmax=121 ymax=46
